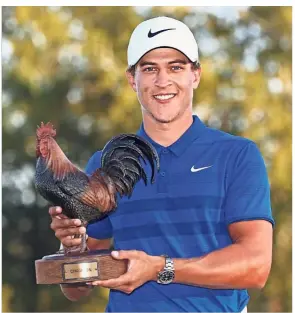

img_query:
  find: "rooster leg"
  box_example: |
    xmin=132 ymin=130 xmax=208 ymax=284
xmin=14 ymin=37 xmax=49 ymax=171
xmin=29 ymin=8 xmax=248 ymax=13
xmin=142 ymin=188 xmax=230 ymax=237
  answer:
xmin=60 ymin=234 xmax=88 ymax=255
xmin=80 ymin=233 xmax=88 ymax=253
xmin=55 ymin=248 xmax=65 ymax=255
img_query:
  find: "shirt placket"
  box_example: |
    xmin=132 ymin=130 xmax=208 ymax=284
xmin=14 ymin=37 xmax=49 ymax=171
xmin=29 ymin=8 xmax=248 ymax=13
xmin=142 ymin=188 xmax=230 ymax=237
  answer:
xmin=157 ymin=148 xmax=170 ymax=194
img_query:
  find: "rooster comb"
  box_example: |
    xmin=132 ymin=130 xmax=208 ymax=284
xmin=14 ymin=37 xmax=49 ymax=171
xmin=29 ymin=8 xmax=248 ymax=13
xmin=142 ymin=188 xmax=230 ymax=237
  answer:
xmin=36 ymin=122 xmax=56 ymax=139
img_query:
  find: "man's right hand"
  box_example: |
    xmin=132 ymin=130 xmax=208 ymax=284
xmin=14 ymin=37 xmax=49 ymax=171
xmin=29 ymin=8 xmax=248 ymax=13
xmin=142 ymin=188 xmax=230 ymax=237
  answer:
xmin=49 ymin=206 xmax=86 ymax=248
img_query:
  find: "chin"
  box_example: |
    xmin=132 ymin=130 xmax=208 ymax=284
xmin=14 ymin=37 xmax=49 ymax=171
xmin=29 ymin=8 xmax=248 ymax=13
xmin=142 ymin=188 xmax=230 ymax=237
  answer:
xmin=152 ymin=113 xmax=179 ymax=124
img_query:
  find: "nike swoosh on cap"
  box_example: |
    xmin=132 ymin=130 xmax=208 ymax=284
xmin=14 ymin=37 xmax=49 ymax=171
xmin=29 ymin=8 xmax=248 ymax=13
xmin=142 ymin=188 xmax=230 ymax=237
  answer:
xmin=148 ymin=28 xmax=176 ymax=38
xmin=191 ymin=165 xmax=212 ymax=173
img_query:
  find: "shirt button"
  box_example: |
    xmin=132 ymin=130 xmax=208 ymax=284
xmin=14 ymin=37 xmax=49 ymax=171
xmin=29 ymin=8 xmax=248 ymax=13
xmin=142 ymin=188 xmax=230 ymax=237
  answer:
xmin=163 ymin=149 xmax=168 ymax=154
xmin=160 ymin=171 xmax=166 ymax=177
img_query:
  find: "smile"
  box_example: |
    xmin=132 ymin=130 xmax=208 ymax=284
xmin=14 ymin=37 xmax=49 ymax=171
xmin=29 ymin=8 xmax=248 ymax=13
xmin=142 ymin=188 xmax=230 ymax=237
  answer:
xmin=153 ymin=94 xmax=176 ymax=100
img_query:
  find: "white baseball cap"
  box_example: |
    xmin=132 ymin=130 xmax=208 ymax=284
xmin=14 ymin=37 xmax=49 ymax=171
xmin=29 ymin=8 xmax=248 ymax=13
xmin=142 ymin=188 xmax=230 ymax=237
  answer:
xmin=127 ymin=16 xmax=199 ymax=67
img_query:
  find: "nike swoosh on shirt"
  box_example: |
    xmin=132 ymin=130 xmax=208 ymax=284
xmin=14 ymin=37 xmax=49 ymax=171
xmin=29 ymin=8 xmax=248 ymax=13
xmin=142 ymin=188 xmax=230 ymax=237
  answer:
xmin=191 ymin=165 xmax=213 ymax=173
xmin=148 ymin=28 xmax=176 ymax=38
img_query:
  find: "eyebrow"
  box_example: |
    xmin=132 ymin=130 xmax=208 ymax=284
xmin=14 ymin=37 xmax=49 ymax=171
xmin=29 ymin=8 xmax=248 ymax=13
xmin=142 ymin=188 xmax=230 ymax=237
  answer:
xmin=138 ymin=59 xmax=189 ymax=67
xmin=139 ymin=61 xmax=157 ymax=67
xmin=168 ymin=59 xmax=189 ymax=65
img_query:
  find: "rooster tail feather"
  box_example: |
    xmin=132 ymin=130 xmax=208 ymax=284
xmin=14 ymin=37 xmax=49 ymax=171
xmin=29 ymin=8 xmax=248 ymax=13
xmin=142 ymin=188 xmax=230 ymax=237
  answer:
xmin=111 ymin=174 xmax=131 ymax=196
xmin=121 ymin=156 xmax=148 ymax=185
xmin=101 ymin=134 xmax=160 ymax=197
xmin=104 ymin=159 xmax=126 ymax=177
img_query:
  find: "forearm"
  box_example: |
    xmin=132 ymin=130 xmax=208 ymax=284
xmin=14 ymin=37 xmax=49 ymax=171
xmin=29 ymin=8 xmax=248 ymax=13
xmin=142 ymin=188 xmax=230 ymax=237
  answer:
xmin=172 ymin=242 xmax=270 ymax=289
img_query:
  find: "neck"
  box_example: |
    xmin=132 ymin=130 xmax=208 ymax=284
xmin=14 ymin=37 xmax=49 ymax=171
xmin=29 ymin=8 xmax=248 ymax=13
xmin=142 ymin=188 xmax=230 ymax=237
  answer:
xmin=142 ymin=109 xmax=194 ymax=147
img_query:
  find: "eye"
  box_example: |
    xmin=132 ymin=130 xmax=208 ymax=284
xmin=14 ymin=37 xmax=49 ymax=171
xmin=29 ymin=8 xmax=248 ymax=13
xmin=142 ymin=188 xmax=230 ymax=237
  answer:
xmin=143 ymin=67 xmax=157 ymax=72
xmin=171 ymin=65 xmax=183 ymax=71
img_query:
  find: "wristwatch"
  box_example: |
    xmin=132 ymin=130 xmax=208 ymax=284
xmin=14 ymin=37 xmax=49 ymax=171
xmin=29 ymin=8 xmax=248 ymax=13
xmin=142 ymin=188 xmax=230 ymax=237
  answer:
xmin=157 ymin=255 xmax=175 ymax=284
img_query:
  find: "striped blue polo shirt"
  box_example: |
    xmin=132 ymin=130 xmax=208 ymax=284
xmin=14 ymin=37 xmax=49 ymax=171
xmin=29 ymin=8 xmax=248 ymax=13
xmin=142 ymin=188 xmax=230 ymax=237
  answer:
xmin=86 ymin=115 xmax=274 ymax=312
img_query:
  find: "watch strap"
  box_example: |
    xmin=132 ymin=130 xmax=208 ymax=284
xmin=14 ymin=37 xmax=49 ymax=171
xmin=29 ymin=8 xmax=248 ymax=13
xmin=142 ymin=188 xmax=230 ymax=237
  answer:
xmin=164 ymin=257 xmax=174 ymax=271
xmin=157 ymin=255 xmax=175 ymax=284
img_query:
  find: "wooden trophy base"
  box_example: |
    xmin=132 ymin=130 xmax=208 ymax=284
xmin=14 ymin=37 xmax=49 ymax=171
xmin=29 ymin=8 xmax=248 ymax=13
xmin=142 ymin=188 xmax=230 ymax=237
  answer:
xmin=35 ymin=249 xmax=128 ymax=285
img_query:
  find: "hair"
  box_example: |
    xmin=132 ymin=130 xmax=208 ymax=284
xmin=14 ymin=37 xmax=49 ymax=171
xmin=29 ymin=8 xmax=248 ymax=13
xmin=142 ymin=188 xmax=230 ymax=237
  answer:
xmin=126 ymin=61 xmax=201 ymax=77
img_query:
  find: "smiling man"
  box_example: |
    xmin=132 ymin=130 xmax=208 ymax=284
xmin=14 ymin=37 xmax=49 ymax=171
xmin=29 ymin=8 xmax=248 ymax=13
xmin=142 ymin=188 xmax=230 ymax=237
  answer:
xmin=50 ymin=16 xmax=274 ymax=312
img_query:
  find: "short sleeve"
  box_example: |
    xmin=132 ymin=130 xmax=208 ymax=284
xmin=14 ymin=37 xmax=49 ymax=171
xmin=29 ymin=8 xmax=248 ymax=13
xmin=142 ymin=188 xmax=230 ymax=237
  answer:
xmin=87 ymin=216 xmax=113 ymax=239
xmin=223 ymin=142 xmax=274 ymax=226
xmin=85 ymin=151 xmax=102 ymax=175
xmin=85 ymin=151 xmax=113 ymax=239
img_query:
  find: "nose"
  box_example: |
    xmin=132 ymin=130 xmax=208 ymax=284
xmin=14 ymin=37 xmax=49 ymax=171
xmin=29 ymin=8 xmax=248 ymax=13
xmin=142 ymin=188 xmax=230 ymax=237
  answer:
xmin=154 ymin=70 xmax=172 ymax=88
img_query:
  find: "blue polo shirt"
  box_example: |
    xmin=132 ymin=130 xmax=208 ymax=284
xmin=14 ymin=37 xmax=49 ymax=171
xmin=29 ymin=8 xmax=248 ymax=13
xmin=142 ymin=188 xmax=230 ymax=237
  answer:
xmin=86 ymin=115 xmax=274 ymax=312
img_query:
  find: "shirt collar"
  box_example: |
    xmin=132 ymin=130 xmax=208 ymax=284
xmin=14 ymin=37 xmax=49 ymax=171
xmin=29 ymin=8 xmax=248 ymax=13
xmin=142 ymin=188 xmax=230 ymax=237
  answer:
xmin=136 ymin=115 xmax=207 ymax=157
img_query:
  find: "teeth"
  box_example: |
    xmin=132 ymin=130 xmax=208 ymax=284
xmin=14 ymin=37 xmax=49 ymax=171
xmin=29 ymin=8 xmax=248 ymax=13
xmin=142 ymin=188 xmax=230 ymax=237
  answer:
xmin=154 ymin=94 xmax=175 ymax=100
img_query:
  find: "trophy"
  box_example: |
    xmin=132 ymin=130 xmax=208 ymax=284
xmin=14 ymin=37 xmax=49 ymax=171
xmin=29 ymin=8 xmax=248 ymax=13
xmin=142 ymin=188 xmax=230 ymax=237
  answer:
xmin=35 ymin=249 xmax=128 ymax=284
xmin=34 ymin=122 xmax=160 ymax=284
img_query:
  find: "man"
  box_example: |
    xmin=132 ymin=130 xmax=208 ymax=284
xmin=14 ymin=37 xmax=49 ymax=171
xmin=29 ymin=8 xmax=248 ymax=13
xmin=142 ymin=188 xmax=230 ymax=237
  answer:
xmin=50 ymin=16 xmax=274 ymax=312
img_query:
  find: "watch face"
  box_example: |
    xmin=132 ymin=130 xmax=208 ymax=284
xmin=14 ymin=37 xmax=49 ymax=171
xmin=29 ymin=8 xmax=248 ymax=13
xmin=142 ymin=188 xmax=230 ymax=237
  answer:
xmin=158 ymin=270 xmax=175 ymax=284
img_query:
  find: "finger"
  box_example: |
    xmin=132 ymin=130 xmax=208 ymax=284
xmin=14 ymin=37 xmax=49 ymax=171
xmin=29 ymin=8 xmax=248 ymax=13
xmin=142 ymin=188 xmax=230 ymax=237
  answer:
xmin=54 ymin=213 xmax=69 ymax=220
xmin=50 ymin=218 xmax=81 ymax=231
xmin=55 ymin=226 xmax=86 ymax=240
xmin=117 ymin=286 xmax=134 ymax=294
xmin=90 ymin=273 xmax=133 ymax=288
xmin=49 ymin=206 xmax=62 ymax=217
xmin=87 ymin=281 xmax=131 ymax=293
xmin=109 ymin=285 xmax=134 ymax=294
xmin=90 ymin=280 xmax=124 ymax=288
xmin=49 ymin=207 xmax=70 ymax=220
xmin=111 ymin=250 xmax=139 ymax=260
xmin=61 ymin=236 xmax=83 ymax=247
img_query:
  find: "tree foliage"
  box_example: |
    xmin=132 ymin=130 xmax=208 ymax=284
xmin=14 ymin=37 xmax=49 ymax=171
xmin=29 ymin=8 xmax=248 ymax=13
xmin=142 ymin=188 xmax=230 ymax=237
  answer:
xmin=2 ymin=6 xmax=291 ymax=312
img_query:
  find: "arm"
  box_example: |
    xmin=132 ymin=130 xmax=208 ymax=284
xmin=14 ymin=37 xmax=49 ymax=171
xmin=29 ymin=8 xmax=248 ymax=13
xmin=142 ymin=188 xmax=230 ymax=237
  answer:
xmin=49 ymin=206 xmax=112 ymax=301
xmin=172 ymin=220 xmax=273 ymax=289
xmin=90 ymin=219 xmax=272 ymax=293
xmin=172 ymin=142 xmax=273 ymax=289
xmin=90 ymin=142 xmax=273 ymax=292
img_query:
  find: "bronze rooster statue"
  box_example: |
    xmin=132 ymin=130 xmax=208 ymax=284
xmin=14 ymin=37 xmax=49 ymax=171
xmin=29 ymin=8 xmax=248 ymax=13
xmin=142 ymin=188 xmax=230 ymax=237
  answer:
xmin=35 ymin=122 xmax=160 ymax=255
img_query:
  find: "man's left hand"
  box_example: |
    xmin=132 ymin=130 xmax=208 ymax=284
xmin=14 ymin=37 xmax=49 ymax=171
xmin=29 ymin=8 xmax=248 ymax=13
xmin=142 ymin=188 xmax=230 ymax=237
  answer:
xmin=87 ymin=250 xmax=164 ymax=294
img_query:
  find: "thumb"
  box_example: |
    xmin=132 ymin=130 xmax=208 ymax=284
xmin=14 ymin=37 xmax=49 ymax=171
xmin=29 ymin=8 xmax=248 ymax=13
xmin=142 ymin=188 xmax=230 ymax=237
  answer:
xmin=111 ymin=250 xmax=132 ymax=259
xmin=111 ymin=250 xmax=121 ymax=259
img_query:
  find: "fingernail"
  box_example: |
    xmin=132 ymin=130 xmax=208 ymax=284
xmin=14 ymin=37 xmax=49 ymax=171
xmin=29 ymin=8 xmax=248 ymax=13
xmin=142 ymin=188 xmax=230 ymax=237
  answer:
xmin=112 ymin=251 xmax=119 ymax=258
xmin=74 ymin=219 xmax=81 ymax=226
xmin=90 ymin=281 xmax=99 ymax=286
xmin=56 ymin=207 xmax=62 ymax=212
xmin=80 ymin=227 xmax=86 ymax=234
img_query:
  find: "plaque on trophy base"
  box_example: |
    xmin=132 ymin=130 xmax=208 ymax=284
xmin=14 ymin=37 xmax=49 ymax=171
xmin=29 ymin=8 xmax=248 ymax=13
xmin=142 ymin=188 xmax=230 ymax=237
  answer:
xmin=35 ymin=249 xmax=128 ymax=284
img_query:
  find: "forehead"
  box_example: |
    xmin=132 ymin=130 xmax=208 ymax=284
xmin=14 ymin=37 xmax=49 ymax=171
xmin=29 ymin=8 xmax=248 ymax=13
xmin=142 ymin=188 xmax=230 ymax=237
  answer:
xmin=139 ymin=48 xmax=190 ymax=64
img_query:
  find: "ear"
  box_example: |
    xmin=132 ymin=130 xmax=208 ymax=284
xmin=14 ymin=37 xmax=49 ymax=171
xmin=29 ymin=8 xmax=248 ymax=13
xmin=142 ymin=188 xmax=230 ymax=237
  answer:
xmin=192 ymin=68 xmax=201 ymax=90
xmin=125 ymin=70 xmax=137 ymax=92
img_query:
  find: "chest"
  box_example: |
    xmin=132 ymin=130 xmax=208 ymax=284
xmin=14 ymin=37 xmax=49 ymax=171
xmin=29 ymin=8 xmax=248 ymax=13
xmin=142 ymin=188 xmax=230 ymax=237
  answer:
xmin=121 ymin=144 xmax=228 ymax=200
xmin=109 ymin=145 xmax=230 ymax=235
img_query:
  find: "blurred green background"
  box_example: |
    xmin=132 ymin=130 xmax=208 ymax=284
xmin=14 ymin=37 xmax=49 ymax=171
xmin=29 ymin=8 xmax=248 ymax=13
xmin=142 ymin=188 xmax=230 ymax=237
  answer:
xmin=2 ymin=6 xmax=291 ymax=312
